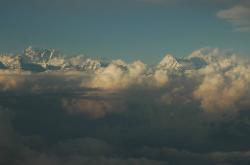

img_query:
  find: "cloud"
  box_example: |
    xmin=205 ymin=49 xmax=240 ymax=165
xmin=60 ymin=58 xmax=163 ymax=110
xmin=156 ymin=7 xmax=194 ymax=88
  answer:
xmin=1 ymin=47 xmax=250 ymax=164
xmin=87 ymin=54 xmax=183 ymax=91
xmin=51 ymin=137 xmax=114 ymax=157
xmin=0 ymin=107 xmax=16 ymax=152
xmin=21 ymin=155 xmax=168 ymax=165
xmin=2 ymin=47 xmax=250 ymax=165
xmin=217 ymin=5 xmax=250 ymax=32
xmin=137 ymin=146 xmax=250 ymax=164
xmin=192 ymin=48 xmax=250 ymax=115
xmin=0 ymin=70 xmax=29 ymax=91
xmin=88 ymin=60 xmax=147 ymax=90
xmin=0 ymin=107 xmax=29 ymax=165
xmin=1 ymin=47 xmax=250 ymax=118
xmin=62 ymin=97 xmax=125 ymax=118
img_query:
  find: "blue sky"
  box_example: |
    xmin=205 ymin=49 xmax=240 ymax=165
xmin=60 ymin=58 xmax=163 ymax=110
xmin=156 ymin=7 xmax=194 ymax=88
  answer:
xmin=0 ymin=0 xmax=249 ymax=63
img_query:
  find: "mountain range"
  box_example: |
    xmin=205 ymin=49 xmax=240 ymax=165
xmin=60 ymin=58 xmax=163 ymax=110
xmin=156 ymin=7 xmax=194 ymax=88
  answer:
xmin=0 ymin=47 xmax=208 ymax=73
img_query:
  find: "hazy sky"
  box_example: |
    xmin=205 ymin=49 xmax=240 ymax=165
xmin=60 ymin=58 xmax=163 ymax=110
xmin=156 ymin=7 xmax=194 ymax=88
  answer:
xmin=0 ymin=0 xmax=250 ymax=63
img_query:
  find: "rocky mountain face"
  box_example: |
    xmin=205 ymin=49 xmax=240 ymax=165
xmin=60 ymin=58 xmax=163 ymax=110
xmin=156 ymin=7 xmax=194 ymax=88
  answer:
xmin=0 ymin=47 xmax=103 ymax=72
xmin=156 ymin=54 xmax=183 ymax=71
xmin=0 ymin=47 xmax=208 ymax=73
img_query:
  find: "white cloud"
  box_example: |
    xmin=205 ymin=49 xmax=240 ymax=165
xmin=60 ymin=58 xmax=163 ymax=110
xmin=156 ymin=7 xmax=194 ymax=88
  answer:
xmin=217 ymin=5 xmax=250 ymax=32
xmin=192 ymin=49 xmax=250 ymax=114
xmin=88 ymin=60 xmax=147 ymax=90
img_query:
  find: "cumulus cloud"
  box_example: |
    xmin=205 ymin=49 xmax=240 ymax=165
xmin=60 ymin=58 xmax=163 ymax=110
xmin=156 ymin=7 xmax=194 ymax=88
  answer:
xmin=192 ymin=48 xmax=250 ymax=115
xmin=217 ymin=5 xmax=250 ymax=32
xmin=87 ymin=54 xmax=183 ymax=91
xmin=1 ymin=47 xmax=250 ymax=118
xmin=88 ymin=60 xmax=147 ymax=90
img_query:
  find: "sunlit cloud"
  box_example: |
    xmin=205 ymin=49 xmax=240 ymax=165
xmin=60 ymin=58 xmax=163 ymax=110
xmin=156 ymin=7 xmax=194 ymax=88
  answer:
xmin=1 ymin=47 xmax=250 ymax=118
xmin=1 ymin=47 xmax=250 ymax=164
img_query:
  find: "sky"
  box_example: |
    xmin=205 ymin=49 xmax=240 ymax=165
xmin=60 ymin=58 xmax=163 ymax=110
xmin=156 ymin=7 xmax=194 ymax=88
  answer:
xmin=0 ymin=0 xmax=250 ymax=63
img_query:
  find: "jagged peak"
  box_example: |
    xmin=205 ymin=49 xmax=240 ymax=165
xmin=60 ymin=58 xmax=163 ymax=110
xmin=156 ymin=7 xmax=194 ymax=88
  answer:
xmin=157 ymin=54 xmax=182 ymax=70
xmin=23 ymin=46 xmax=60 ymax=61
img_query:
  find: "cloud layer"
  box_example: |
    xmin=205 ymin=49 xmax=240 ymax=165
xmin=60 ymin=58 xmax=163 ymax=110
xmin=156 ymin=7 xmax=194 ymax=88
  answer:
xmin=1 ymin=47 xmax=250 ymax=164
xmin=1 ymin=47 xmax=250 ymax=116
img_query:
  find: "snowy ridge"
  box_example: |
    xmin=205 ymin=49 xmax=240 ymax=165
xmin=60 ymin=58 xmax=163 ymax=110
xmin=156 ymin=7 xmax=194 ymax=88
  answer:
xmin=0 ymin=47 xmax=103 ymax=72
xmin=0 ymin=47 xmax=208 ymax=73
xmin=156 ymin=54 xmax=183 ymax=71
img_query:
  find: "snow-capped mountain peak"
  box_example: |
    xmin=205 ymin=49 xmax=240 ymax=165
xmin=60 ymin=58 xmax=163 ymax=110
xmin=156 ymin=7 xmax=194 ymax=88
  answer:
xmin=0 ymin=48 xmax=207 ymax=73
xmin=157 ymin=54 xmax=182 ymax=70
xmin=23 ymin=46 xmax=60 ymax=63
